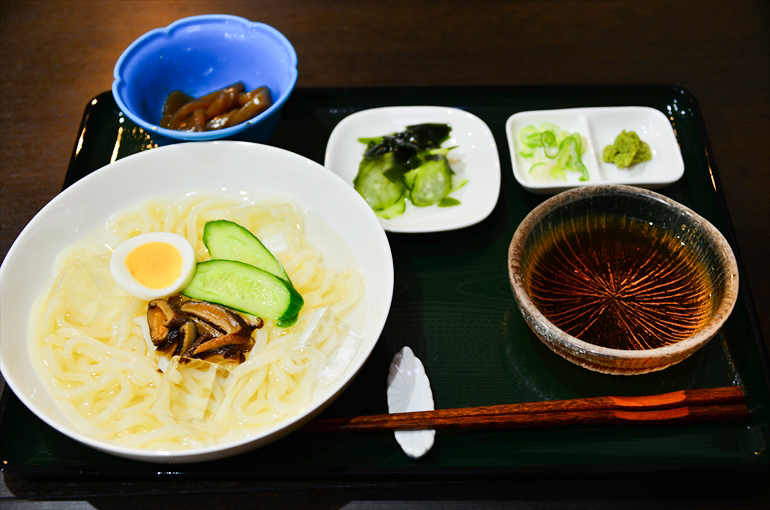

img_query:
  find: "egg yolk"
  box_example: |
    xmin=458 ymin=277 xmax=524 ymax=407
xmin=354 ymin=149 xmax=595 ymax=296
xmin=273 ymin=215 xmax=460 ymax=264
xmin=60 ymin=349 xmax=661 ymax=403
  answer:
xmin=125 ymin=242 xmax=183 ymax=289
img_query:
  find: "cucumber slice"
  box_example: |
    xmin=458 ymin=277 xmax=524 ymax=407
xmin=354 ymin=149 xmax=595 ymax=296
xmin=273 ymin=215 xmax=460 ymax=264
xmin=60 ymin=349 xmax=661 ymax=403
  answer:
xmin=182 ymin=259 xmax=304 ymax=322
xmin=409 ymin=149 xmax=454 ymax=207
xmin=203 ymin=220 xmax=289 ymax=281
xmin=376 ymin=196 xmax=406 ymax=219
xmin=438 ymin=197 xmax=460 ymax=207
xmin=402 ymin=168 xmax=419 ymax=190
xmin=410 ymin=159 xmax=452 ymax=206
xmin=353 ymin=152 xmax=406 ymax=211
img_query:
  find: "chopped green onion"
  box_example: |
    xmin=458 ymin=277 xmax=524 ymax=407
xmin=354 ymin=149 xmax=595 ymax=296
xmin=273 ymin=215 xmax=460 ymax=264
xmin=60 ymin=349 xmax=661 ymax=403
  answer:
xmin=517 ymin=123 xmax=590 ymax=183
xmin=542 ymin=131 xmax=559 ymax=158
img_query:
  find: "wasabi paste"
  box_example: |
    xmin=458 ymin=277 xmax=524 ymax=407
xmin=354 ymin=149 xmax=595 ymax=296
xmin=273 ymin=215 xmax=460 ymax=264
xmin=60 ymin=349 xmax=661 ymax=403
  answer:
xmin=602 ymin=130 xmax=652 ymax=168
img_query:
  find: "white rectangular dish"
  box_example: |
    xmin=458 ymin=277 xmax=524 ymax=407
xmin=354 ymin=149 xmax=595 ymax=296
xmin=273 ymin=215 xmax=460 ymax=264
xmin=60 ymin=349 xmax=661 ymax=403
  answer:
xmin=506 ymin=107 xmax=685 ymax=194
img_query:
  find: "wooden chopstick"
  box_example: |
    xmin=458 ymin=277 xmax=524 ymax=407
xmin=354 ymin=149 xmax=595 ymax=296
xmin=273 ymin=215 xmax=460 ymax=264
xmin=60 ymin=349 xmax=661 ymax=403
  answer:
xmin=303 ymin=386 xmax=749 ymax=432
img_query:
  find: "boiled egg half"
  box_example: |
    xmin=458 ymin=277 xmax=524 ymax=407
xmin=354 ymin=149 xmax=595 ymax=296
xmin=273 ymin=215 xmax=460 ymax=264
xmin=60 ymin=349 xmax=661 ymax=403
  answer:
xmin=109 ymin=232 xmax=196 ymax=301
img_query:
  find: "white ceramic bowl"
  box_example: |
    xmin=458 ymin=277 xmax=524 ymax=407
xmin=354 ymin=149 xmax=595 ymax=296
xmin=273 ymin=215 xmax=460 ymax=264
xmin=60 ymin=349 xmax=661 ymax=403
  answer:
xmin=325 ymin=106 xmax=501 ymax=233
xmin=0 ymin=141 xmax=393 ymax=462
xmin=506 ymin=107 xmax=685 ymax=194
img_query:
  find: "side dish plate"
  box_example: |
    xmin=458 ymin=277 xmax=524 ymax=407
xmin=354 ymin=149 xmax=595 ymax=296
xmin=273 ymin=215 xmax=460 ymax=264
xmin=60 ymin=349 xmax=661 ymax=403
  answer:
xmin=325 ymin=106 xmax=501 ymax=233
xmin=506 ymin=107 xmax=685 ymax=194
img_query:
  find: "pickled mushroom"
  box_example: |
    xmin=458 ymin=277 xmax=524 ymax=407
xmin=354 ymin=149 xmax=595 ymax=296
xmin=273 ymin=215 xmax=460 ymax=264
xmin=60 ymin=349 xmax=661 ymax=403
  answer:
xmin=159 ymin=82 xmax=273 ymax=132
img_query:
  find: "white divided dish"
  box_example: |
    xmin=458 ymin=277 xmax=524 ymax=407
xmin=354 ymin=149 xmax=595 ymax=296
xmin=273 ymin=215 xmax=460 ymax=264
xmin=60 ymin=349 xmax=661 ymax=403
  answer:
xmin=325 ymin=106 xmax=501 ymax=233
xmin=506 ymin=107 xmax=685 ymax=194
xmin=387 ymin=346 xmax=435 ymax=459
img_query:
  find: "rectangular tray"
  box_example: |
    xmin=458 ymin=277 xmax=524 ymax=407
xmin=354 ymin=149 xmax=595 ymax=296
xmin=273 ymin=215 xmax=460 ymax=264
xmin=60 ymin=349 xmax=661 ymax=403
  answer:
xmin=2 ymin=85 xmax=769 ymax=478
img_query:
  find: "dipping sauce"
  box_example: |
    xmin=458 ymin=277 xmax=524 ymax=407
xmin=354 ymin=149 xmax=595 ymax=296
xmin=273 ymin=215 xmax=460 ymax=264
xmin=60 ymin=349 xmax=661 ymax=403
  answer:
xmin=522 ymin=215 xmax=715 ymax=350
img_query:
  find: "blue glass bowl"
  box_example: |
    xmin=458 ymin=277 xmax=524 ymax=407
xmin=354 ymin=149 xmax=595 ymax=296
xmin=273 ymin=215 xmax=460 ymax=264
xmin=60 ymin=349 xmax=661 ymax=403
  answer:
xmin=112 ymin=15 xmax=298 ymax=143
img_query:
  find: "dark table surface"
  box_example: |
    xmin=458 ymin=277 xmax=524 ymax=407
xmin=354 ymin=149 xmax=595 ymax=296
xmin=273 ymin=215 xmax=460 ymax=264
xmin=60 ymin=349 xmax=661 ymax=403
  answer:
xmin=1 ymin=1 xmax=768 ymax=508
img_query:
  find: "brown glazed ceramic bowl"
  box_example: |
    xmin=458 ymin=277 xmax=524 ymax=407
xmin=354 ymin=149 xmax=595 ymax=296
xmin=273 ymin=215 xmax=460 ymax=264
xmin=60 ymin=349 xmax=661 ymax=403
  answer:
xmin=508 ymin=184 xmax=739 ymax=375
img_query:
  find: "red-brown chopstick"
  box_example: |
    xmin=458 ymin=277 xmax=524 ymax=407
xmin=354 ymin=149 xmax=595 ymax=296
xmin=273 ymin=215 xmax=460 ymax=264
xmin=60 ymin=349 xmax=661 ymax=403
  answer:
xmin=303 ymin=386 xmax=749 ymax=432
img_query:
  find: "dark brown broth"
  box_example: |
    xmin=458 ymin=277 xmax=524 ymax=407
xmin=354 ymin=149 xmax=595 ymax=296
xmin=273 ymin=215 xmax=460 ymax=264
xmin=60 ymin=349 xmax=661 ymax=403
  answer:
xmin=523 ymin=215 xmax=714 ymax=350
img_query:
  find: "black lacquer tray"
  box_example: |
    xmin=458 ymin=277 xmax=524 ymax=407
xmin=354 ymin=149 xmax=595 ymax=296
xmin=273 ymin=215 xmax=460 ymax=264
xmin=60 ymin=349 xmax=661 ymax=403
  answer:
xmin=1 ymin=85 xmax=768 ymax=480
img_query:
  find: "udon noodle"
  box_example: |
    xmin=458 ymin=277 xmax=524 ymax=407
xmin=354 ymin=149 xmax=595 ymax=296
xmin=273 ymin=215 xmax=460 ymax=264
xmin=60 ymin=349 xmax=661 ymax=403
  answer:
xmin=30 ymin=194 xmax=364 ymax=450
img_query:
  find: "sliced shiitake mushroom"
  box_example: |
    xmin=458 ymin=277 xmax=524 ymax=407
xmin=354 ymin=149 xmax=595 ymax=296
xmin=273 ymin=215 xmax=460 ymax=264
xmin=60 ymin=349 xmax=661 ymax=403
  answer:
xmin=174 ymin=320 xmax=199 ymax=356
xmin=188 ymin=315 xmax=221 ymax=338
xmin=191 ymin=330 xmax=252 ymax=356
xmin=180 ymin=300 xmax=254 ymax=337
xmin=155 ymin=328 xmax=179 ymax=354
xmin=180 ymin=301 xmax=255 ymax=357
xmin=147 ymin=297 xmax=262 ymax=365
xmin=168 ymin=294 xmax=188 ymax=308
xmin=196 ymin=344 xmax=245 ymax=364
xmin=147 ymin=299 xmax=188 ymax=347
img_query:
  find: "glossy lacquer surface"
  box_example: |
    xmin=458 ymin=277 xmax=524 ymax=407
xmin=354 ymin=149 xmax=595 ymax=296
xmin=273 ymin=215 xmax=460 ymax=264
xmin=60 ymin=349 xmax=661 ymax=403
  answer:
xmin=1 ymin=86 xmax=768 ymax=476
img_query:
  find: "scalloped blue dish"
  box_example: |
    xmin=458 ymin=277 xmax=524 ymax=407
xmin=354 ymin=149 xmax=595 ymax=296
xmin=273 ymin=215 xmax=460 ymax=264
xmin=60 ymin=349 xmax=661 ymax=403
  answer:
xmin=112 ymin=15 xmax=297 ymax=143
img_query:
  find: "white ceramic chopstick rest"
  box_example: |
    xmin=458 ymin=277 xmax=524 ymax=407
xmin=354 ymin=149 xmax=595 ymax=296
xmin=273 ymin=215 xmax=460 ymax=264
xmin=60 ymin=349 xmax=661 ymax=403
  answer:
xmin=386 ymin=346 xmax=435 ymax=458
